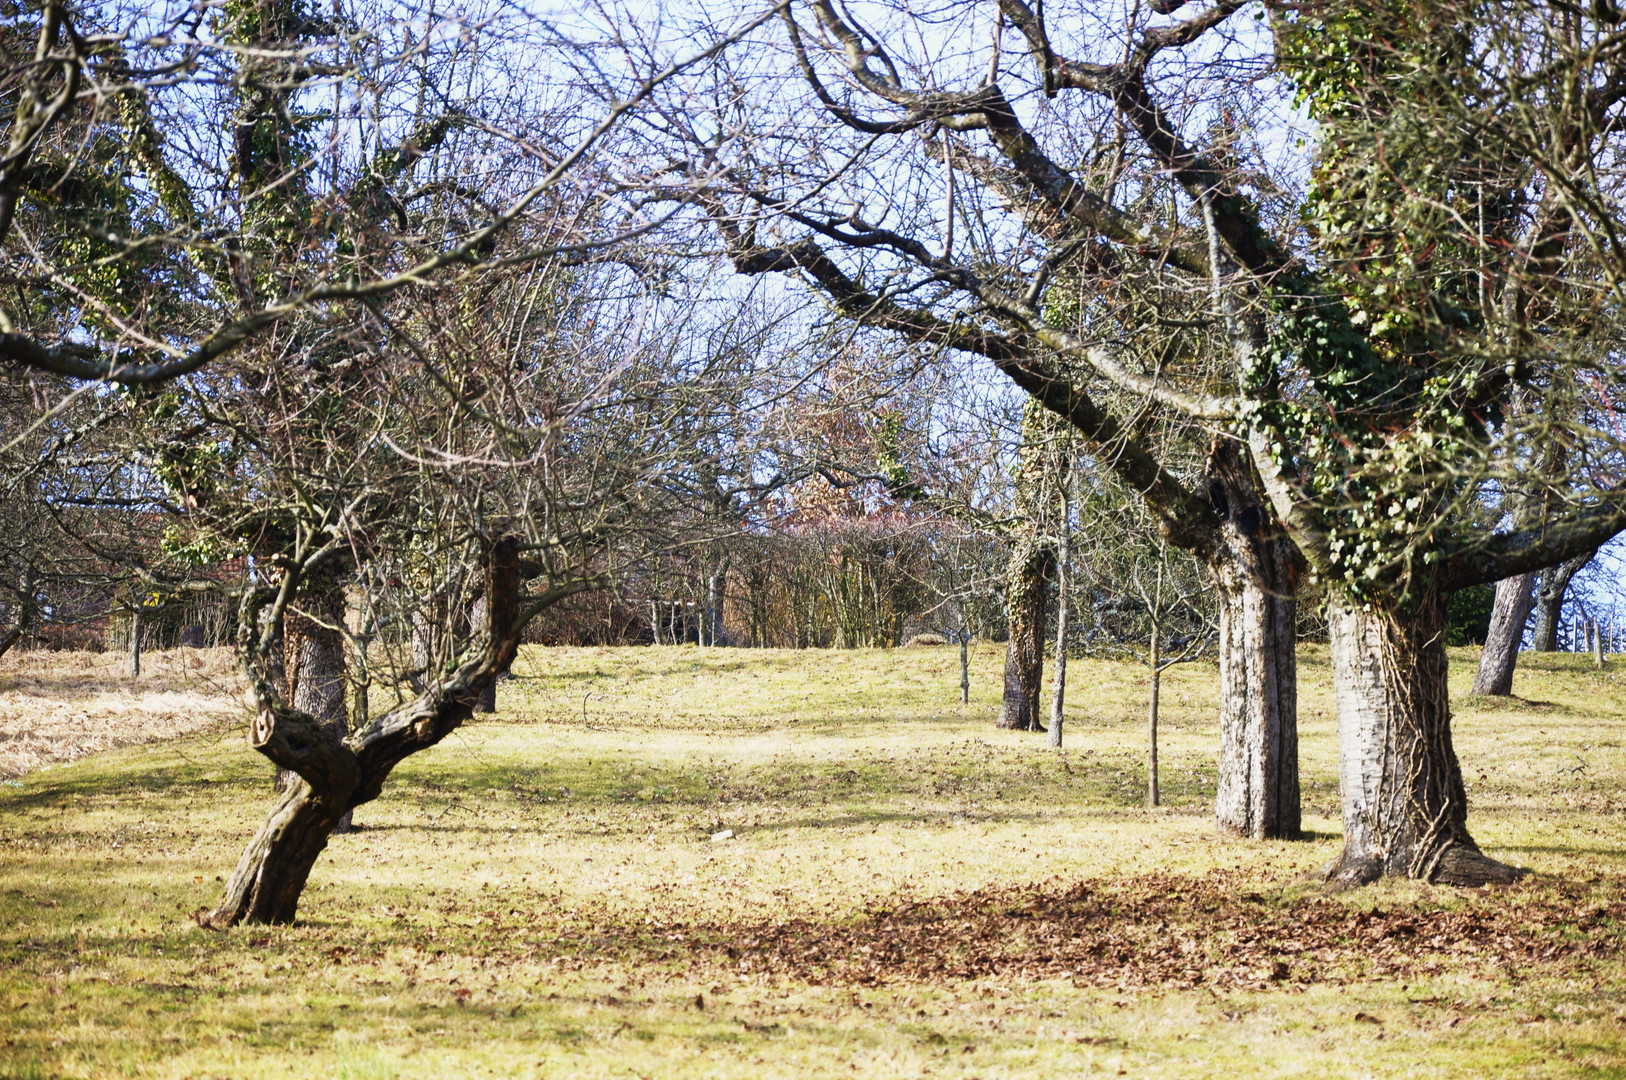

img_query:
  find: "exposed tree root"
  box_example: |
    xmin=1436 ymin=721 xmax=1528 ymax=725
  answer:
xmin=1431 ymin=846 xmax=1526 ymax=887
xmin=1320 ymin=846 xmax=1527 ymax=893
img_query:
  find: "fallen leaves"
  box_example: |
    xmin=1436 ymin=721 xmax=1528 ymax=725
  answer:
xmin=515 ymin=870 xmax=1625 ymax=992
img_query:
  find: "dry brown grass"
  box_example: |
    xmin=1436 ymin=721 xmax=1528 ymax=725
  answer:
xmin=0 ymin=646 xmax=242 ymax=778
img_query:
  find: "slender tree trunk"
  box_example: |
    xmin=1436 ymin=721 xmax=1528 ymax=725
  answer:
xmin=959 ymin=626 xmax=970 ymax=705
xmin=1325 ymin=591 xmax=1522 ymax=889
xmin=1532 ymin=551 xmax=1592 ymax=651
xmin=126 ymin=609 xmax=142 ymax=679
xmin=709 ymin=573 xmax=721 ymax=647
xmin=1148 ymin=626 xmax=1160 ymax=808
xmin=1205 ymin=441 xmax=1301 ymax=840
xmin=411 ymin=610 xmax=436 ymax=688
xmin=997 ymin=538 xmax=1054 ymax=731
xmin=1049 ymin=469 xmax=1071 ymax=748
xmin=346 ymin=587 xmax=370 ymax=729
xmin=1470 ymin=572 xmax=1537 ymax=695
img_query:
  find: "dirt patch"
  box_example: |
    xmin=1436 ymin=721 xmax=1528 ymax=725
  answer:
xmin=528 ymin=871 xmax=1623 ymax=991
xmin=0 ymin=648 xmax=243 ymax=778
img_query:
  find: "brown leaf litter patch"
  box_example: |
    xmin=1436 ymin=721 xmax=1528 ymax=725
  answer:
xmin=0 ymin=648 xmax=242 ymax=778
xmin=532 ymin=871 xmax=1623 ymax=992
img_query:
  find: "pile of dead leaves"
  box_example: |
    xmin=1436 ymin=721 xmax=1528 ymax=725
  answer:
xmin=559 ymin=871 xmax=1623 ymax=991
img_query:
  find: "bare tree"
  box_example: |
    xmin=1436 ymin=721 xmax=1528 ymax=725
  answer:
xmin=637 ymin=0 xmax=1626 ymax=885
xmin=0 ymin=0 xmax=780 ymax=386
xmin=642 ymin=0 xmax=1304 ymax=839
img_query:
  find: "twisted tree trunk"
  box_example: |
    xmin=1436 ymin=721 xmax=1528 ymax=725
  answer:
xmin=1205 ymin=441 xmax=1301 ymax=840
xmin=205 ymin=539 xmax=532 ymax=927
xmin=1325 ymin=590 xmax=1522 ymax=889
xmin=1470 ymin=572 xmax=1537 ymax=696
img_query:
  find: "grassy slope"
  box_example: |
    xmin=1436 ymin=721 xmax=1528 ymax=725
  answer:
xmin=1 ymin=642 xmax=1624 ymax=1079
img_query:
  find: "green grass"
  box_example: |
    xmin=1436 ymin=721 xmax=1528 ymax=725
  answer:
xmin=2 ymin=642 xmax=1625 ymax=1078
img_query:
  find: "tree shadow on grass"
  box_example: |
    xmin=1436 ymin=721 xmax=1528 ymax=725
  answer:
xmin=1457 ymin=695 xmax=1573 ymax=714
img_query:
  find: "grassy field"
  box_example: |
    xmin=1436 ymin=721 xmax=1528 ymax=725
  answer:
xmin=2 ymin=641 xmax=1624 ymax=1079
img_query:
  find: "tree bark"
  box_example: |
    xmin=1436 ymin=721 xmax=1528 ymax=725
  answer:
xmin=345 ymin=586 xmax=371 ymax=729
xmin=277 ymin=579 xmax=353 ymax=832
xmin=410 ymin=610 xmax=436 ymax=688
xmin=1532 ymin=550 xmax=1592 ymax=651
xmin=0 ymin=567 xmax=36 ymax=662
xmin=1147 ymin=626 xmax=1160 ymax=808
xmin=214 ymin=773 xmax=354 ymax=925
xmin=126 ymin=608 xmax=142 ymax=679
xmin=205 ymin=538 xmax=538 ymax=927
xmin=1049 ymin=465 xmax=1071 ymax=748
xmin=1205 ymin=442 xmax=1301 ymax=840
xmin=469 ymin=595 xmax=496 ymax=714
xmin=1470 ymin=572 xmax=1537 ymax=696
xmin=1324 ymin=590 xmax=1522 ymax=889
xmin=997 ymin=537 xmax=1053 ymax=731
xmin=958 ymin=625 xmax=970 ymax=704
xmin=709 ymin=573 xmax=721 ymax=647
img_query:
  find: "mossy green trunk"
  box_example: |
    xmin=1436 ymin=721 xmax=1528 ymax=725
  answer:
xmin=997 ymin=538 xmax=1053 ymax=731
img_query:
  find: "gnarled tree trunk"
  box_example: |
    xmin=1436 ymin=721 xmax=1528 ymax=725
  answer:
xmin=276 ymin=579 xmax=353 ymax=834
xmin=1532 ymin=550 xmax=1592 ymax=652
xmin=1470 ymin=572 xmax=1537 ymax=696
xmin=1325 ymin=590 xmax=1522 ymax=889
xmin=1205 ymin=441 xmax=1301 ymax=840
xmin=205 ymin=539 xmax=532 ymax=927
xmin=217 ymin=764 xmax=359 ymax=925
xmin=997 ymin=538 xmax=1053 ymax=731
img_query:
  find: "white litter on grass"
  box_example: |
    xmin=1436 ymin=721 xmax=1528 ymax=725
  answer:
xmin=710 ymin=829 xmax=735 ymax=842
